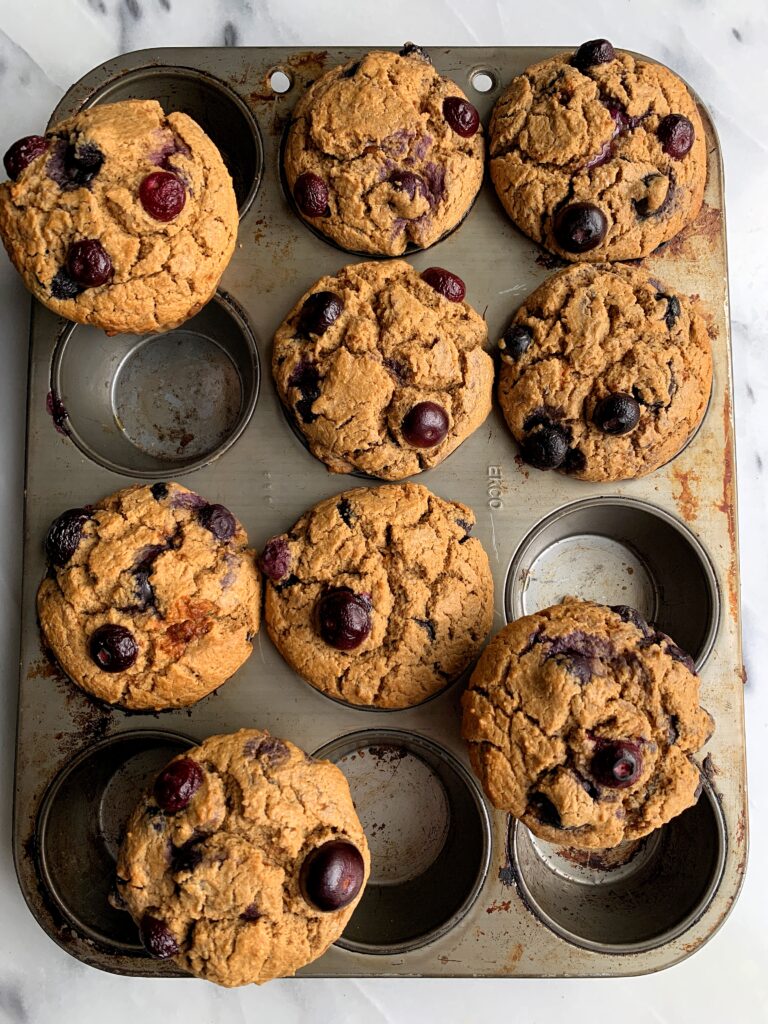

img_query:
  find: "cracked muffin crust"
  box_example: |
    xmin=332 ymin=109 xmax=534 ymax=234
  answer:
xmin=497 ymin=263 xmax=712 ymax=481
xmin=116 ymin=729 xmax=370 ymax=986
xmin=262 ymin=483 xmax=494 ymax=709
xmin=283 ymin=47 xmax=484 ymax=255
xmin=273 ymin=260 xmax=494 ymax=479
xmin=0 ymin=100 xmax=238 ymax=334
xmin=461 ymin=600 xmax=713 ymax=849
xmin=489 ymin=44 xmax=706 ymax=261
xmin=37 ymin=482 xmax=261 ymax=710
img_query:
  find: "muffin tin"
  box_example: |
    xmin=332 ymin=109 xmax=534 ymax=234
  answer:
xmin=13 ymin=46 xmax=746 ymax=979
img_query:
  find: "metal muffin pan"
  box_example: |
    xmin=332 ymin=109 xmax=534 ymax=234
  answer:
xmin=13 ymin=46 xmax=746 ymax=979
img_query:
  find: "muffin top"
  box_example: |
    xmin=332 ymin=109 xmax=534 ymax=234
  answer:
xmin=462 ymin=599 xmax=713 ymax=849
xmin=273 ymin=259 xmax=493 ymax=479
xmin=496 ymin=263 xmax=712 ymax=481
xmin=37 ymin=482 xmax=260 ymax=710
xmin=283 ymin=47 xmax=484 ymax=255
xmin=489 ymin=42 xmax=706 ymax=261
xmin=117 ymin=729 xmax=370 ymax=986
xmin=0 ymin=99 xmax=238 ymax=334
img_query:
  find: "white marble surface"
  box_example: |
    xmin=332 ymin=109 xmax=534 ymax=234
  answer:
xmin=0 ymin=1 xmax=767 ymax=1021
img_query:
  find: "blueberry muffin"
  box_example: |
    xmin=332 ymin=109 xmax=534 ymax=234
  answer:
xmin=37 ymin=482 xmax=260 ymax=710
xmin=497 ymin=263 xmax=712 ymax=480
xmin=273 ymin=260 xmax=493 ymax=479
xmin=462 ymin=600 xmax=714 ymax=849
xmin=0 ymin=99 xmax=238 ymax=334
xmin=489 ymin=40 xmax=706 ymax=261
xmin=262 ymin=483 xmax=494 ymax=709
xmin=116 ymin=729 xmax=369 ymax=986
xmin=283 ymin=45 xmax=484 ymax=255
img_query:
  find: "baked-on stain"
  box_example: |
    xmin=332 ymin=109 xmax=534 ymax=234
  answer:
xmin=656 ymin=202 xmax=722 ymax=259
xmin=46 ymin=390 xmax=69 ymax=435
xmin=671 ymin=467 xmax=700 ymax=520
xmin=504 ymin=943 xmax=524 ymax=972
xmin=715 ymin=389 xmax=738 ymax=620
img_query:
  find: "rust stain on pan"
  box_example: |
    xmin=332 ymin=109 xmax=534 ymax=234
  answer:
xmin=486 ymin=900 xmax=512 ymax=914
xmin=503 ymin=942 xmax=524 ymax=972
xmin=671 ymin=468 xmax=700 ymax=520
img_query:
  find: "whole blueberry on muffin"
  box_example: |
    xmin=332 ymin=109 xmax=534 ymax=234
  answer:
xmin=284 ymin=46 xmax=484 ymax=255
xmin=0 ymin=100 xmax=238 ymax=334
xmin=496 ymin=263 xmax=712 ymax=480
xmin=488 ymin=41 xmax=706 ymax=261
xmin=37 ymin=482 xmax=260 ymax=709
xmin=116 ymin=729 xmax=369 ymax=985
xmin=273 ymin=260 xmax=493 ymax=479
xmin=262 ymin=483 xmax=494 ymax=709
xmin=461 ymin=599 xmax=713 ymax=849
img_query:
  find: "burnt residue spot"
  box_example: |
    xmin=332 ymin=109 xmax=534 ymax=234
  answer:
xmin=535 ymin=250 xmax=568 ymax=270
xmin=288 ymin=360 xmax=321 ymax=424
xmin=399 ymin=41 xmax=431 ymax=62
xmin=498 ymin=861 xmax=516 ymax=888
xmin=223 ymin=21 xmax=238 ymax=46
xmin=656 ymin=292 xmax=681 ymax=329
xmin=337 ymin=497 xmax=354 ymax=527
xmin=46 ymin=390 xmax=69 ymax=435
xmin=414 ymin=618 xmax=436 ymax=641
xmin=528 ymin=792 xmax=562 ymax=828
xmin=367 ymin=744 xmax=408 ymax=764
xmin=244 ymin=735 xmax=290 ymax=766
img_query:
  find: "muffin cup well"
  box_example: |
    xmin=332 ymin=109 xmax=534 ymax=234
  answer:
xmin=509 ymin=779 xmax=727 ymax=953
xmin=313 ymin=730 xmax=491 ymax=953
xmin=51 ymin=291 xmax=259 ymax=478
xmin=35 ymin=730 xmax=194 ymax=953
xmin=505 ymin=496 xmax=720 ymax=670
xmin=82 ymin=65 xmax=263 ymax=217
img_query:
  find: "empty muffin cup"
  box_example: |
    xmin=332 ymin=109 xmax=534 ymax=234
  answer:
xmin=51 ymin=291 xmax=259 ymax=477
xmin=509 ymin=779 xmax=726 ymax=953
xmin=83 ymin=65 xmax=263 ymax=216
xmin=313 ymin=730 xmax=491 ymax=953
xmin=505 ymin=497 xmax=719 ymax=669
xmin=36 ymin=729 xmax=194 ymax=952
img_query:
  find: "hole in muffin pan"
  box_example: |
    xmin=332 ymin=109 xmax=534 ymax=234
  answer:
xmin=505 ymin=496 xmax=720 ymax=671
xmin=509 ymin=779 xmax=726 ymax=953
xmin=51 ymin=291 xmax=260 ymax=478
xmin=36 ymin=730 xmax=195 ymax=952
xmin=313 ymin=730 xmax=491 ymax=953
xmin=470 ymin=69 xmax=497 ymax=93
xmin=81 ymin=66 xmax=263 ymax=217
xmin=269 ymin=69 xmax=293 ymax=94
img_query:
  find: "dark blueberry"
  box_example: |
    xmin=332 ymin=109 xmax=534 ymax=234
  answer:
xmin=563 ymin=447 xmax=586 ymax=474
xmin=572 ymin=39 xmax=616 ymax=71
xmin=260 ymin=536 xmax=291 ymax=581
xmin=528 ymin=792 xmax=562 ymax=828
xmin=171 ymin=837 xmax=204 ymax=874
xmin=89 ymin=624 xmax=138 ymax=672
xmin=389 ymin=170 xmax=424 ymax=201
xmin=66 ymin=239 xmax=112 ymax=288
xmin=657 ymin=114 xmax=695 ymax=158
xmin=383 ymin=357 xmax=408 ymax=384
xmin=442 ymin=97 xmax=480 ymax=138
xmin=197 ymin=503 xmax=236 ymax=541
xmin=402 ymin=401 xmax=449 ymax=448
xmin=150 ymin=482 xmax=169 ymax=501
xmin=4 ymin=135 xmax=49 ymax=180
xmin=50 ymin=268 xmax=81 ymax=300
xmin=139 ymin=171 xmax=186 ymax=221
xmin=316 ymin=587 xmax=371 ymax=651
xmin=610 ymin=604 xmax=652 ymax=636
xmin=591 ymin=740 xmax=643 ymax=788
xmin=592 ymin=392 xmax=640 ymax=435
xmin=154 ymin=757 xmax=204 ymax=813
xmin=658 ymin=293 xmax=681 ymax=329
xmin=240 ymin=903 xmax=262 ymax=921
xmin=288 ymin=360 xmax=321 ymax=423
xmin=420 ymin=266 xmax=466 ymax=302
xmin=337 ymin=498 xmax=354 ymax=527
xmin=45 ymin=508 xmax=89 ymax=566
xmin=665 ymin=641 xmax=696 ymax=674
xmin=553 ymin=202 xmax=608 ymax=253
xmin=399 ymin=42 xmax=431 ymax=62
xmin=298 ymin=291 xmax=344 ymax=337
xmin=294 ymin=171 xmax=329 ymax=217
xmin=500 ymin=324 xmax=532 ymax=361
xmin=300 ymin=839 xmax=365 ymax=911
xmin=139 ymin=915 xmax=179 ymax=959
xmin=63 ymin=142 xmax=104 ymax=187
xmin=415 ymin=618 xmax=436 ymax=641
xmin=520 ymin=425 xmax=569 ymax=470
xmin=341 ymin=61 xmax=360 ymax=79
xmin=244 ymin=735 xmax=290 ymax=765
xmin=132 ymin=569 xmax=154 ymax=610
